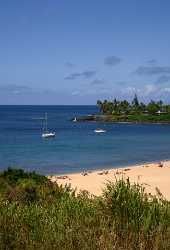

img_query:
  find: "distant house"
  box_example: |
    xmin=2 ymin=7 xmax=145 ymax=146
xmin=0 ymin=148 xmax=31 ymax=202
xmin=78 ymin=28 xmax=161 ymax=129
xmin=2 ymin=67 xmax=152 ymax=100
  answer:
xmin=156 ymin=110 xmax=167 ymax=115
xmin=143 ymin=110 xmax=149 ymax=115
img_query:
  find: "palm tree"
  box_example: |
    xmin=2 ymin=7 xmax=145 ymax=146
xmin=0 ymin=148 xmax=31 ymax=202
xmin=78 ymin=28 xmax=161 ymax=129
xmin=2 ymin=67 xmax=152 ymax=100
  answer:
xmin=97 ymin=100 xmax=103 ymax=113
xmin=132 ymin=94 xmax=139 ymax=108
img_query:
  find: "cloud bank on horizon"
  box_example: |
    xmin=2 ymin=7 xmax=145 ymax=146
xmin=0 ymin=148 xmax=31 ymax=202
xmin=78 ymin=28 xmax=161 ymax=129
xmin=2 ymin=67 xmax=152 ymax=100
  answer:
xmin=0 ymin=0 xmax=170 ymax=104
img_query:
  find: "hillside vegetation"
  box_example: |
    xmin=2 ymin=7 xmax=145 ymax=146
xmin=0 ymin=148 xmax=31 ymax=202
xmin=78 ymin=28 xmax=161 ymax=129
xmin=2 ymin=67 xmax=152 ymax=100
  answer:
xmin=96 ymin=95 xmax=170 ymax=123
xmin=0 ymin=168 xmax=170 ymax=250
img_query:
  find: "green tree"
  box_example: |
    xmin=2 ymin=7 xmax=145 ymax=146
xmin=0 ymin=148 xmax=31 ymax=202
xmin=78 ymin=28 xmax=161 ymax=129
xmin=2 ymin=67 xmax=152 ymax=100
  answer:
xmin=119 ymin=100 xmax=130 ymax=114
xmin=132 ymin=94 xmax=139 ymax=108
xmin=157 ymin=100 xmax=163 ymax=111
xmin=147 ymin=100 xmax=159 ymax=114
xmin=97 ymin=100 xmax=103 ymax=113
xmin=139 ymin=102 xmax=146 ymax=112
xmin=102 ymin=100 xmax=108 ymax=114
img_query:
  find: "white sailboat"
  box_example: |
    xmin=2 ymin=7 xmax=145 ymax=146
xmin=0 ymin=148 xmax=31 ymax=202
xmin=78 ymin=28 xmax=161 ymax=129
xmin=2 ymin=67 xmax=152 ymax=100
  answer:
xmin=73 ymin=117 xmax=77 ymax=122
xmin=42 ymin=113 xmax=55 ymax=138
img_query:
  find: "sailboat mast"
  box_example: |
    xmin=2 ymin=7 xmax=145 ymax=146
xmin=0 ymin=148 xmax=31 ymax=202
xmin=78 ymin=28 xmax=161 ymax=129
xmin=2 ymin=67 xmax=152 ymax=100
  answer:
xmin=41 ymin=112 xmax=55 ymax=138
xmin=45 ymin=112 xmax=48 ymax=132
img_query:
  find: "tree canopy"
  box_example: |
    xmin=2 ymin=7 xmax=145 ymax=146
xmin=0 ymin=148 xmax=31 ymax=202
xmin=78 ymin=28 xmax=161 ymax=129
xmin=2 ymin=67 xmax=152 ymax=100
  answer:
xmin=97 ymin=95 xmax=169 ymax=115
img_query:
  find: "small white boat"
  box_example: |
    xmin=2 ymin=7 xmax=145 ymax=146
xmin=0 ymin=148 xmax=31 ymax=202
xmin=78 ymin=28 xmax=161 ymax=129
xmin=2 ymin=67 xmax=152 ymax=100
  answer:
xmin=94 ymin=128 xmax=106 ymax=133
xmin=42 ymin=113 xmax=55 ymax=138
xmin=73 ymin=117 xmax=77 ymax=122
xmin=42 ymin=132 xmax=55 ymax=138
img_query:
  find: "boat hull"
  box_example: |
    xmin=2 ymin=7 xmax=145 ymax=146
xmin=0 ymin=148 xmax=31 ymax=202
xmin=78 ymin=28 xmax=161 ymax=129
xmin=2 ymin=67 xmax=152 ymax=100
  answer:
xmin=42 ymin=132 xmax=55 ymax=138
xmin=94 ymin=129 xmax=106 ymax=133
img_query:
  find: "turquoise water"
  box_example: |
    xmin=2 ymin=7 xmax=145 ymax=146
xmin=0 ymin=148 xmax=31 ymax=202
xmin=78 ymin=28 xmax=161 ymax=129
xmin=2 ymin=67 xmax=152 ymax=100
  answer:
xmin=0 ymin=105 xmax=170 ymax=175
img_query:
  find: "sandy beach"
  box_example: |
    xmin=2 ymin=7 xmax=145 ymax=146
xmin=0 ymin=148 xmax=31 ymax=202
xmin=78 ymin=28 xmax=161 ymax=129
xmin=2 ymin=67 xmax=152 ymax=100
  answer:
xmin=48 ymin=160 xmax=170 ymax=200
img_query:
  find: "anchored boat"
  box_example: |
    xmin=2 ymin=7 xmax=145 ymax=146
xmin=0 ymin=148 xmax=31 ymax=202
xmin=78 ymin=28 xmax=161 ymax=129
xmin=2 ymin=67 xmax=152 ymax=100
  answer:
xmin=94 ymin=128 xmax=106 ymax=133
xmin=42 ymin=113 xmax=55 ymax=138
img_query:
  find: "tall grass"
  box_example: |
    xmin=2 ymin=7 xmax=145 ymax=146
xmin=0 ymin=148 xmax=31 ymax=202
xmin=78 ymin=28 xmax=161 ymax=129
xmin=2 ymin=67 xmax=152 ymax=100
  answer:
xmin=0 ymin=168 xmax=170 ymax=250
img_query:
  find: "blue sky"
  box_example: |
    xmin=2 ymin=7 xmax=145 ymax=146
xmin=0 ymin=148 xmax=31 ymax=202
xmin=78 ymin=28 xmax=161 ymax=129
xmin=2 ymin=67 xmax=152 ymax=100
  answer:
xmin=0 ymin=0 xmax=170 ymax=104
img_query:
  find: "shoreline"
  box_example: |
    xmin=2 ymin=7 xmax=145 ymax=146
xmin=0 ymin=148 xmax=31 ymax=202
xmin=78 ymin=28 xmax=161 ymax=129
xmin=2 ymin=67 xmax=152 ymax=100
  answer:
xmin=49 ymin=159 xmax=170 ymax=200
xmin=47 ymin=157 xmax=170 ymax=176
xmin=73 ymin=114 xmax=170 ymax=125
xmin=75 ymin=119 xmax=170 ymax=125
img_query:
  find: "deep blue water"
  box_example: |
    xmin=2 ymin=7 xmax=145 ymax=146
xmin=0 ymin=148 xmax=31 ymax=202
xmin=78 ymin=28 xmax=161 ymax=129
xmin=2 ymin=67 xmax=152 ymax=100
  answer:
xmin=0 ymin=105 xmax=170 ymax=175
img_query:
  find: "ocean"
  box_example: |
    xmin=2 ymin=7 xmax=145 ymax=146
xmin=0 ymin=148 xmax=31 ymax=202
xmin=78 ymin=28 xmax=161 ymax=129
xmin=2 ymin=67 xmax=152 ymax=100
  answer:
xmin=0 ymin=105 xmax=170 ymax=175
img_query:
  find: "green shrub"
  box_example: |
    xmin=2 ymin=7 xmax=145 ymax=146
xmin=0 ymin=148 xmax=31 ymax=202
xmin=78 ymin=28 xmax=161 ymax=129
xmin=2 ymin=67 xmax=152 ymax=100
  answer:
xmin=0 ymin=169 xmax=170 ymax=250
xmin=0 ymin=167 xmax=47 ymax=185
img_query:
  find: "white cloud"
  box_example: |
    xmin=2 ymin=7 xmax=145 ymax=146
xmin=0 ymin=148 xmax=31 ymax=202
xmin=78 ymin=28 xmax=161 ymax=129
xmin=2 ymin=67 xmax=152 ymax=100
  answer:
xmin=121 ymin=86 xmax=137 ymax=95
xmin=161 ymin=87 xmax=170 ymax=93
xmin=144 ymin=84 xmax=157 ymax=95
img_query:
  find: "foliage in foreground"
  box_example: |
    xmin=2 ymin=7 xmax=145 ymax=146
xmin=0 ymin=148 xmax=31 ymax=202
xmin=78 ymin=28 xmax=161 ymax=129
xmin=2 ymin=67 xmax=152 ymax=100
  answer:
xmin=0 ymin=168 xmax=170 ymax=250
